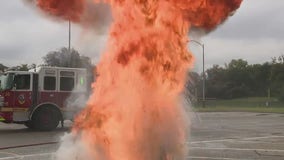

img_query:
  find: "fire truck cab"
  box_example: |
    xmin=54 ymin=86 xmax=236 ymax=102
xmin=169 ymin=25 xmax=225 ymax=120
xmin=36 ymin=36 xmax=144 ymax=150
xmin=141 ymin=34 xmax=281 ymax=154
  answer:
xmin=0 ymin=66 xmax=88 ymax=130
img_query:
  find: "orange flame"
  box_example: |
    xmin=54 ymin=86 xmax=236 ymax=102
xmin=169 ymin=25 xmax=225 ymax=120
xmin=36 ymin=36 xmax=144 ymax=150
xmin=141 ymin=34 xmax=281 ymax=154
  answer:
xmin=36 ymin=0 xmax=242 ymax=159
xmin=36 ymin=0 xmax=85 ymax=22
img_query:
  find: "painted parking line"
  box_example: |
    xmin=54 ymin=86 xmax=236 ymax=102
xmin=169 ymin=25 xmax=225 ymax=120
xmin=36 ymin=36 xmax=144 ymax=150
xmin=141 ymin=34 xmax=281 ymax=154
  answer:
xmin=241 ymin=135 xmax=284 ymax=141
xmin=190 ymin=147 xmax=284 ymax=153
xmin=189 ymin=135 xmax=284 ymax=144
xmin=188 ymin=138 xmax=235 ymax=144
xmin=0 ymin=152 xmax=54 ymax=160
xmin=187 ymin=156 xmax=247 ymax=160
xmin=0 ymin=152 xmax=19 ymax=158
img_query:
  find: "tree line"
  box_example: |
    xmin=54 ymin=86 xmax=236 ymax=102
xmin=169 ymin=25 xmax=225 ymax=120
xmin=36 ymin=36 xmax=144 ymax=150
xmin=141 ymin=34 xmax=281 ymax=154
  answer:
xmin=189 ymin=56 xmax=284 ymax=101
xmin=0 ymin=47 xmax=94 ymax=72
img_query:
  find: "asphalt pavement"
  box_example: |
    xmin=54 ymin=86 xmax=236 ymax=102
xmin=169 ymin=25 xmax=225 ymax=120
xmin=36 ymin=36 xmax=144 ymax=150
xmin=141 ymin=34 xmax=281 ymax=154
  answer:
xmin=0 ymin=112 xmax=283 ymax=160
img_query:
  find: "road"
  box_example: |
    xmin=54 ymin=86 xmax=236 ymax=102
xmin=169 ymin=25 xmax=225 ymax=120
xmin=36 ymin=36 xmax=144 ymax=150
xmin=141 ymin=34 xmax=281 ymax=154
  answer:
xmin=0 ymin=112 xmax=284 ymax=160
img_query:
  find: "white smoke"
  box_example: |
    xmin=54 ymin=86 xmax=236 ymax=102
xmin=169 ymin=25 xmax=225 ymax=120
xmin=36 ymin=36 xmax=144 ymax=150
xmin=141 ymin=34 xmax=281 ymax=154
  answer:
xmin=63 ymin=67 xmax=93 ymax=120
xmin=54 ymin=133 xmax=93 ymax=160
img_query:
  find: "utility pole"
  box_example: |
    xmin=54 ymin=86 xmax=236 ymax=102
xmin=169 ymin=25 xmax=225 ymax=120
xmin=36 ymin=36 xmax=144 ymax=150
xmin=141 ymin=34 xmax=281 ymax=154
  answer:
xmin=190 ymin=40 xmax=206 ymax=108
xmin=202 ymin=43 xmax=205 ymax=108
xmin=68 ymin=20 xmax=71 ymax=52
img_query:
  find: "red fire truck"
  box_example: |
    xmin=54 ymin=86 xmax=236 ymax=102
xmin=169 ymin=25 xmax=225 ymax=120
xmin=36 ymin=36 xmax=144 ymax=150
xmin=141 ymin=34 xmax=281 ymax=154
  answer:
xmin=0 ymin=67 xmax=88 ymax=131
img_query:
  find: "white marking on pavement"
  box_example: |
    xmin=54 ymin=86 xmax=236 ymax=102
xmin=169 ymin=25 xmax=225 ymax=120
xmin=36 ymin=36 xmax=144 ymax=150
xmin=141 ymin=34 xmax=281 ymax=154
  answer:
xmin=0 ymin=152 xmax=19 ymax=158
xmin=242 ymin=135 xmax=284 ymax=141
xmin=0 ymin=152 xmax=54 ymax=160
xmin=187 ymin=156 xmax=248 ymax=160
xmin=191 ymin=147 xmax=284 ymax=153
xmin=189 ymin=135 xmax=284 ymax=144
xmin=188 ymin=138 xmax=235 ymax=144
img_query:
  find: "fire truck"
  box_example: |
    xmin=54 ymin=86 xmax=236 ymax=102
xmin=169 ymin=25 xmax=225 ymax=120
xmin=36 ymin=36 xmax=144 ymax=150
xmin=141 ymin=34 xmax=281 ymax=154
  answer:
xmin=0 ymin=66 xmax=88 ymax=131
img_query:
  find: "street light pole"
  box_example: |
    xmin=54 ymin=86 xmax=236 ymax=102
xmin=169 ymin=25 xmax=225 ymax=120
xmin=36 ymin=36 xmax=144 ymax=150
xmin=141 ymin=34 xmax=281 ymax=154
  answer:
xmin=202 ymin=43 xmax=205 ymax=108
xmin=68 ymin=20 xmax=71 ymax=53
xmin=190 ymin=40 xmax=206 ymax=107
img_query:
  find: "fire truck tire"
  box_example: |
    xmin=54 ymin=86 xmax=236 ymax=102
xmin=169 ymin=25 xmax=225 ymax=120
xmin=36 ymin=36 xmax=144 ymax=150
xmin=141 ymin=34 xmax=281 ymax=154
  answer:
xmin=32 ymin=106 xmax=61 ymax=131
xmin=24 ymin=121 xmax=35 ymax=129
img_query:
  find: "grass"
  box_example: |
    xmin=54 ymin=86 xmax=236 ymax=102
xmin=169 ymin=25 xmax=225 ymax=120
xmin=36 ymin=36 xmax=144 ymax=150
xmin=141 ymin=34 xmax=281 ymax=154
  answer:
xmin=194 ymin=106 xmax=284 ymax=113
xmin=193 ymin=97 xmax=284 ymax=113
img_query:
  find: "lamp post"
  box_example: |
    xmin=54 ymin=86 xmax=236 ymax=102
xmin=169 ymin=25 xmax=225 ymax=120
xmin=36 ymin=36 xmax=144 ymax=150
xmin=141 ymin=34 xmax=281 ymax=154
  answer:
xmin=190 ymin=40 xmax=205 ymax=107
xmin=68 ymin=20 xmax=71 ymax=52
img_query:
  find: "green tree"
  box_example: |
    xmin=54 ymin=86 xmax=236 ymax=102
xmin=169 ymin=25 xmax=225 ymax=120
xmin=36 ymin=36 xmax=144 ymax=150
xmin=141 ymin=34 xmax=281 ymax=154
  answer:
xmin=43 ymin=47 xmax=92 ymax=69
xmin=225 ymin=59 xmax=251 ymax=98
xmin=9 ymin=64 xmax=29 ymax=71
xmin=204 ymin=56 xmax=284 ymax=100
xmin=18 ymin=64 xmax=29 ymax=71
xmin=0 ymin=64 xmax=8 ymax=72
xmin=206 ymin=65 xmax=228 ymax=98
xmin=247 ymin=63 xmax=271 ymax=97
xmin=270 ymin=62 xmax=284 ymax=101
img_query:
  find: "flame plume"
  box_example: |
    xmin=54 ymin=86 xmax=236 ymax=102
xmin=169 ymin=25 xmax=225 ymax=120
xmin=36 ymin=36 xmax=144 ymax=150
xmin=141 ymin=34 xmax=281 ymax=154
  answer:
xmin=34 ymin=0 xmax=242 ymax=159
xmin=35 ymin=0 xmax=85 ymax=22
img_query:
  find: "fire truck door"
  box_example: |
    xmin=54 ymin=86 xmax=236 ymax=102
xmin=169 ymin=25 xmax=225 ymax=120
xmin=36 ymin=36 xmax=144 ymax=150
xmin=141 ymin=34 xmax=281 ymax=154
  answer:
xmin=12 ymin=74 xmax=32 ymax=121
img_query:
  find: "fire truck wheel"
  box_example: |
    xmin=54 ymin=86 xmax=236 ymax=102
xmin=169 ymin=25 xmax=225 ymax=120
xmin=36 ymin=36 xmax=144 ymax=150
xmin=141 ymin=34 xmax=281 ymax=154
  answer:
xmin=24 ymin=121 xmax=35 ymax=129
xmin=32 ymin=106 xmax=61 ymax=131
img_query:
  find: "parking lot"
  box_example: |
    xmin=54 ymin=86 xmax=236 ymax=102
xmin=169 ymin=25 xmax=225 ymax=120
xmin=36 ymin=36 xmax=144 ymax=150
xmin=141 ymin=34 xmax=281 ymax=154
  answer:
xmin=0 ymin=112 xmax=284 ymax=160
xmin=189 ymin=112 xmax=284 ymax=160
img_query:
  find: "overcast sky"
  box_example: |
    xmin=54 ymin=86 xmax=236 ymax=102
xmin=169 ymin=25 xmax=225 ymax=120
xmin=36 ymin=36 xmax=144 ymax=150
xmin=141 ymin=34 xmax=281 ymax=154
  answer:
xmin=1 ymin=0 xmax=284 ymax=72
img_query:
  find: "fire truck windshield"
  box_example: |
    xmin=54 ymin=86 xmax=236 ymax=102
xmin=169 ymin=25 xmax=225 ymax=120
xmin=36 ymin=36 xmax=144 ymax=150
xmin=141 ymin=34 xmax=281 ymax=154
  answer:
xmin=0 ymin=73 xmax=14 ymax=91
